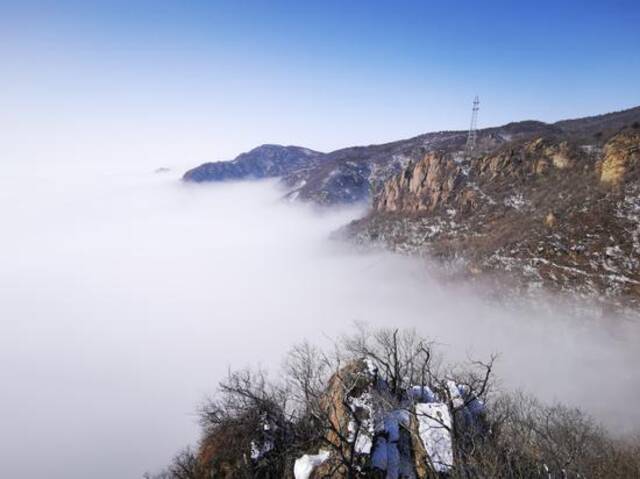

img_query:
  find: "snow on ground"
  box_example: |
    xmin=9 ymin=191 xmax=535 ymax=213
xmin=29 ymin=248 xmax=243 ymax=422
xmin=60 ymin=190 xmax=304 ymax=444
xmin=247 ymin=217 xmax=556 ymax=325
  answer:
xmin=348 ymin=392 xmax=375 ymax=454
xmin=503 ymin=192 xmax=527 ymax=210
xmin=293 ymin=450 xmax=330 ymax=479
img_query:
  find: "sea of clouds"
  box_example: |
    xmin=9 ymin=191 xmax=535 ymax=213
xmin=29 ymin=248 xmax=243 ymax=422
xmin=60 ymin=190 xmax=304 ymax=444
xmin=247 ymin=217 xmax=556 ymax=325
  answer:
xmin=1 ymin=162 xmax=639 ymax=479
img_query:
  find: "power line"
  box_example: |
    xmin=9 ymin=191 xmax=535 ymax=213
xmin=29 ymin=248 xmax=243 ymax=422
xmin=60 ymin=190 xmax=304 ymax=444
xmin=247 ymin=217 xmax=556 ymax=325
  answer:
xmin=465 ymin=96 xmax=480 ymax=158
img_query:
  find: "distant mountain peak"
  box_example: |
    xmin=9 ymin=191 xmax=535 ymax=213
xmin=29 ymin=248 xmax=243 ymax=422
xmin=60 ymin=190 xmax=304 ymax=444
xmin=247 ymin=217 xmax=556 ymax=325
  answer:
xmin=182 ymin=144 xmax=323 ymax=183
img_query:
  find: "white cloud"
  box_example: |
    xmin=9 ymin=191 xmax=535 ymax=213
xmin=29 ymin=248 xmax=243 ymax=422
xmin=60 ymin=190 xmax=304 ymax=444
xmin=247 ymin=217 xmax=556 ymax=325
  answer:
xmin=1 ymin=163 xmax=638 ymax=479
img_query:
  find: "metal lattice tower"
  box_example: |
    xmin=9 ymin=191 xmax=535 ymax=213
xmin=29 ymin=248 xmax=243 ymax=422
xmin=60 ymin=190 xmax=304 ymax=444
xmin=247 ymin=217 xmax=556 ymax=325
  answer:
xmin=465 ymin=96 xmax=480 ymax=157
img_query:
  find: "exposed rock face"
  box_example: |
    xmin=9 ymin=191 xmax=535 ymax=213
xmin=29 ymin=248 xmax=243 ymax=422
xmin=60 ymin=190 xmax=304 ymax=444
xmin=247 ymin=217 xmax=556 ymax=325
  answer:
xmin=283 ymin=132 xmax=466 ymax=205
xmin=600 ymin=130 xmax=640 ymax=184
xmin=374 ymin=153 xmax=464 ymax=213
xmin=346 ymin=128 xmax=640 ymax=310
xmin=319 ymin=360 xmax=375 ymax=452
xmin=295 ymin=360 xmax=486 ymax=479
xmin=373 ymin=137 xmax=586 ymax=216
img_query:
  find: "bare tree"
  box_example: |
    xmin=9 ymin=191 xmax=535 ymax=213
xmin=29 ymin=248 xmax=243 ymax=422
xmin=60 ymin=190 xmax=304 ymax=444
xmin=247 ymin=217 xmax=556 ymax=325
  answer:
xmin=160 ymin=326 xmax=640 ymax=479
xmin=162 ymin=448 xmax=203 ymax=479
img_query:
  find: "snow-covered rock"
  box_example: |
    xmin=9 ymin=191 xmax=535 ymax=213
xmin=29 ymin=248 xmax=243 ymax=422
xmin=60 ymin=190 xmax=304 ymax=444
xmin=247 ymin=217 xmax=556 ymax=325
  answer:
xmin=293 ymin=450 xmax=330 ymax=479
xmin=414 ymin=402 xmax=454 ymax=473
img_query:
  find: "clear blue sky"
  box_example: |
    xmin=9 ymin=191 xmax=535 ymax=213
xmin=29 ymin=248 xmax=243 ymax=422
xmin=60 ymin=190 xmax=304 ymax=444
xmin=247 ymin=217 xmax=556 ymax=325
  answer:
xmin=2 ymin=0 xmax=639 ymax=163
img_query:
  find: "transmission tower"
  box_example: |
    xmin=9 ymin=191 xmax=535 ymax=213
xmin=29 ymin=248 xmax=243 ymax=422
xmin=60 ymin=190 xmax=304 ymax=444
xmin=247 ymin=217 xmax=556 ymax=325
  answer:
xmin=465 ymin=96 xmax=480 ymax=157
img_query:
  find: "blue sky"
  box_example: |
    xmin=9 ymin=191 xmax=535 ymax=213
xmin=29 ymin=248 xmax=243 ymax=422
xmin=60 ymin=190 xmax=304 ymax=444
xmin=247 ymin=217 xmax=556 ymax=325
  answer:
xmin=2 ymin=0 xmax=639 ymax=163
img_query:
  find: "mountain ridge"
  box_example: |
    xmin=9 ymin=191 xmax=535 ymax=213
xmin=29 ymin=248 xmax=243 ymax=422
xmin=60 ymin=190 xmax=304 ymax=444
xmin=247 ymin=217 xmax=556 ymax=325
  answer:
xmin=183 ymin=105 xmax=640 ymax=205
xmin=183 ymin=144 xmax=323 ymax=183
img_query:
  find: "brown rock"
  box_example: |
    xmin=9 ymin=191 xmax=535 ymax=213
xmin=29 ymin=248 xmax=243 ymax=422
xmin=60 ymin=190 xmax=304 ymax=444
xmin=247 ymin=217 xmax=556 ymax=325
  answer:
xmin=374 ymin=152 xmax=464 ymax=213
xmin=600 ymin=130 xmax=640 ymax=184
xmin=544 ymin=211 xmax=557 ymax=227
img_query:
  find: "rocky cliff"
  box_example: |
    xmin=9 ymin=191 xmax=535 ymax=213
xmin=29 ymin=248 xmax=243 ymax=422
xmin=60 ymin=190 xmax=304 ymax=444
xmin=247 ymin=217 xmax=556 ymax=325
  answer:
xmin=346 ymin=127 xmax=640 ymax=309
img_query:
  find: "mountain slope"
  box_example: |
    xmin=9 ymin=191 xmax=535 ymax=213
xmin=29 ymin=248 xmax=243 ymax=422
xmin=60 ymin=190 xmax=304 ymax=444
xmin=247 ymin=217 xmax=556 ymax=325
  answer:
xmin=183 ymin=106 xmax=640 ymax=207
xmin=181 ymin=106 xmax=640 ymax=306
xmin=345 ymin=127 xmax=640 ymax=309
xmin=287 ymin=108 xmax=640 ymax=204
xmin=183 ymin=144 xmax=323 ymax=182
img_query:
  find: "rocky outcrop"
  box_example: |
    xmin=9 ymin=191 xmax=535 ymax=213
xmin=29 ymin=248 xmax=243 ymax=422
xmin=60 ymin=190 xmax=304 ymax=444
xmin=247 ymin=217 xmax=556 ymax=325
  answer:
xmin=347 ymin=128 xmax=640 ymax=310
xmin=373 ymin=136 xmax=585 ymax=216
xmin=475 ymin=137 xmax=579 ymax=179
xmin=294 ymin=360 xmax=486 ymax=479
xmin=374 ymin=153 xmax=465 ymax=213
xmin=600 ymin=130 xmax=640 ymax=185
xmin=159 ymin=331 xmax=640 ymax=479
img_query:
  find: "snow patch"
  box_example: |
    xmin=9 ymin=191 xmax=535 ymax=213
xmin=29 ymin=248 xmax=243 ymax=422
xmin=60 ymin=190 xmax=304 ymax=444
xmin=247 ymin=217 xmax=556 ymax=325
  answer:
xmin=348 ymin=392 xmax=375 ymax=454
xmin=415 ymin=403 xmax=454 ymax=473
xmin=293 ymin=450 xmax=330 ymax=479
xmin=503 ymin=192 xmax=527 ymax=210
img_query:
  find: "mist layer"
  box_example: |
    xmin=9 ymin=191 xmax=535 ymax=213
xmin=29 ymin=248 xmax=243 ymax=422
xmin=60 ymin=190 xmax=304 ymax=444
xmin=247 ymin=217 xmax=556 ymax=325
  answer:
xmin=0 ymin=164 xmax=638 ymax=479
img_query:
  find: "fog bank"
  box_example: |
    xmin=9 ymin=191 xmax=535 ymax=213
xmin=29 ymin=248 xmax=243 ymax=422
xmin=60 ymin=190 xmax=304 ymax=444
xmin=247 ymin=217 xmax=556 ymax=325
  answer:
xmin=1 ymin=164 xmax=639 ymax=479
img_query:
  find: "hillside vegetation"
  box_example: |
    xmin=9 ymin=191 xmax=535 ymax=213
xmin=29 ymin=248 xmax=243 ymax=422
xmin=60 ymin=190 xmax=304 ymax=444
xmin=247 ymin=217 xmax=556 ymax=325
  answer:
xmin=150 ymin=327 xmax=640 ymax=479
xmin=184 ymin=107 xmax=640 ymax=307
